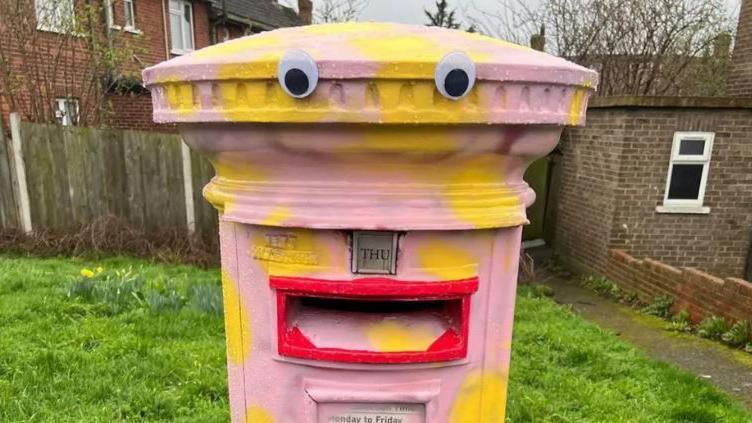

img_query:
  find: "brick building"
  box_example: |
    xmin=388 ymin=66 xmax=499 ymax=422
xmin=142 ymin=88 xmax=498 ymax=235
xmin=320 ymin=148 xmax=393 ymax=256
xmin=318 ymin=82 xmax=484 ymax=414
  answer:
xmin=552 ymin=0 xmax=752 ymax=281
xmin=0 ymin=0 xmax=308 ymax=132
xmin=730 ymin=0 xmax=752 ymax=97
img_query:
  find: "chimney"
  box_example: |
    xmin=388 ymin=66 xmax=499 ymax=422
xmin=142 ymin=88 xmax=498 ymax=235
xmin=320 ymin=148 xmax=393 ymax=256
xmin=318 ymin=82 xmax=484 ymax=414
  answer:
xmin=729 ymin=0 xmax=752 ymax=96
xmin=530 ymin=25 xmax=546 ymax=52
xmin=298 ymin=0 xmax=313 ymax=25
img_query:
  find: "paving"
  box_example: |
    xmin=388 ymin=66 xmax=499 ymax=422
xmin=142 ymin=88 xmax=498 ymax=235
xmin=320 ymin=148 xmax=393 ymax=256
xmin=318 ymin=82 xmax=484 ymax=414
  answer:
xmin=538 ymin=272 xmax=752 ymax=409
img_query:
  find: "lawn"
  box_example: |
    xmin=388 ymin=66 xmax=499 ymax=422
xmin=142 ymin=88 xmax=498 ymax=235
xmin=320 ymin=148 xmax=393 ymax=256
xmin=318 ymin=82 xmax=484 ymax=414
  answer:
xmin=0 ymin=255 xmax=749 ymax=422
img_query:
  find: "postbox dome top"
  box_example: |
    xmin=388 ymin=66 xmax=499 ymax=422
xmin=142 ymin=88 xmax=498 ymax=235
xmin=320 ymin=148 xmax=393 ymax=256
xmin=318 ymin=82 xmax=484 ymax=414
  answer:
xmin=143 ymin=22 xmax=597 ymax=125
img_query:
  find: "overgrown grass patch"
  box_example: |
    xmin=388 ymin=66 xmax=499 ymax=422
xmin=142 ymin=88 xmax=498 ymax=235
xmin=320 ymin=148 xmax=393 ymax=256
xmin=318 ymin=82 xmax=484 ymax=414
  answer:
xmin=1 ymin=255 xmax=750 ymax=421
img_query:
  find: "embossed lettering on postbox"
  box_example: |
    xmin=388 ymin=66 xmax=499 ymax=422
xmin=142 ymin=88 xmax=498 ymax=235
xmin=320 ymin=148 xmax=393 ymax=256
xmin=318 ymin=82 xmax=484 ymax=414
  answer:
xmin=318 ymin=402 xmax=426 ymax=423
xmin=351 ymin=231 xmax=398 ymax=275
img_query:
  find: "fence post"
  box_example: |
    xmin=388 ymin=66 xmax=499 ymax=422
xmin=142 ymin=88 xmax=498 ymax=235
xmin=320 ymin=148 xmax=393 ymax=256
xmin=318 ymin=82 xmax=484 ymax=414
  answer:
xmin=181 ymin=140 xmax=196 ymax=234
xmin=9 ymin=113 xmax=32 ymax=233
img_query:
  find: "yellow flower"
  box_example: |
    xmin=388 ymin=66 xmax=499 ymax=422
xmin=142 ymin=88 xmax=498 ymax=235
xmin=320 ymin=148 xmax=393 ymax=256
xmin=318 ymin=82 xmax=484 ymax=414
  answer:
xmin=80 ymin=268 xmax=95 ymax=278
xmin=95 ymin=267 xmax=104 ymax=274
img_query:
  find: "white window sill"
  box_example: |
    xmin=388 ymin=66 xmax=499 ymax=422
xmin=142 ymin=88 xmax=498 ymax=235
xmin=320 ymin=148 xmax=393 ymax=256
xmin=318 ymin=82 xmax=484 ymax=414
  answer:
xmin=170 ymin=49 xmax=194 ymax=56
xmin=656 ymin=205 xmax=710 ymax=215
xmin=110 ymin=24 xmax=143 ymax=35
xmin=36 ymin=26 xmax=83 ymax=37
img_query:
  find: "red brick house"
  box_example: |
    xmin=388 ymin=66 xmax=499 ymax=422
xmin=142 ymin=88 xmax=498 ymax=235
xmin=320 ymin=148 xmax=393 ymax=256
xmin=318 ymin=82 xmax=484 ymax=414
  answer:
xmin=552 ymin=0 xmax=752 ymax=282
xmin=0 ymin=0 xmax=310 ymax=132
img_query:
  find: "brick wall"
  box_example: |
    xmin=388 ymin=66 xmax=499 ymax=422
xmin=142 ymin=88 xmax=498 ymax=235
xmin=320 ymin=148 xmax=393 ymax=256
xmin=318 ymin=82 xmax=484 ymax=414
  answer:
xmin=0 ymin=0 xmax=212 ymax=131
xmin=107 ymin=93 xmax=175 ymax=132
xmin=607 ymin=249 xmax=752 ymax=324
xmin=554 ymin=110 xmax=626 ymax=274
xmin=106 ymin=0 xmax=211 ymax=132
xmin=730 ymin=0 xmax=752 ymax=96
xmin=555 ymin=99 xmax=752 ymax=278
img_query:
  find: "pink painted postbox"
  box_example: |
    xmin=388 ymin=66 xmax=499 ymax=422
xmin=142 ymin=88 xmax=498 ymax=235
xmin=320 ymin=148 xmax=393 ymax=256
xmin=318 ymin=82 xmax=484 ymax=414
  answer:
xmin=143 ymin=23 xmax=596 ymax=423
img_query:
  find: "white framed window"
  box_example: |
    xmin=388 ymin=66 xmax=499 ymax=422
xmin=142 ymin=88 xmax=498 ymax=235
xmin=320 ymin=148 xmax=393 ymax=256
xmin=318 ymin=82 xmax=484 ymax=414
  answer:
xmin=123 ymin=0 xmax=136 ymax=29
xmin=105 ymin=0 xmax=140 ymax=33
xmin=657 ymin=131 xmax=714 ymax=214
xmin=54 ymin=98 xmax=80 ymax=126
xmin=169 ymin=0 xmax=195 ymax=55
xmin=35 ymin=0 xmax=75 ymax=33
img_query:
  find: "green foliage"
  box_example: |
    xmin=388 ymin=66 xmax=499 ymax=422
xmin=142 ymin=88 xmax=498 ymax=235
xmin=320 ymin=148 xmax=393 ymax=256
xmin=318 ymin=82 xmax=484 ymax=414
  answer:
xmin=622 ymin=291 xmax=639 ymax=305
xmin=0 ymin=255 xmax=227 ymax=421
xmin=66 ymin=267 xmax=220 ymax=316
xmin=722 ymin=321 xmax=750 ymax=348
xmin=1 ymin=255 xmax=750 ymax=421
xmin=668 ymin=310 xmax=693 ymax=333
xmin=507 ymin=284 xmax=750 ymax=422
xmin=190 ymin=284 xmax=224 ymax=316
xmin=581 ymin=275 xmax=620 ymax=297
xmin=698 ymin=316 xmax=730 ymax=340
xmin=641 ymin=296 xmax=674 ymax=319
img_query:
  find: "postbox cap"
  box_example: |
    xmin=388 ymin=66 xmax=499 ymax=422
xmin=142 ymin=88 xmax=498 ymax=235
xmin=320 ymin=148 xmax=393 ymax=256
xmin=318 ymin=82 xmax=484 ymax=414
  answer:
xmin=143 ymin=22 xmax=597 ymax=125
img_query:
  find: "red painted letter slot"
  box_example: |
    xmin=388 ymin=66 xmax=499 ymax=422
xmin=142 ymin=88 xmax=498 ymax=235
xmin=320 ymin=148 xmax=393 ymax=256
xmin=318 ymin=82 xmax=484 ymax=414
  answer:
xmin=271 ymin=276 xmax=478 ymax=364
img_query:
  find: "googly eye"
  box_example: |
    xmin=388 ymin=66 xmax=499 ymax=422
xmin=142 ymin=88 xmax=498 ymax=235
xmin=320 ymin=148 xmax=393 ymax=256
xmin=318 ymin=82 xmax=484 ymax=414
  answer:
xmin=435 ymin=52 xmax=476 ymax=100
xmin=277 ymin=49 xmax=318 ymax=98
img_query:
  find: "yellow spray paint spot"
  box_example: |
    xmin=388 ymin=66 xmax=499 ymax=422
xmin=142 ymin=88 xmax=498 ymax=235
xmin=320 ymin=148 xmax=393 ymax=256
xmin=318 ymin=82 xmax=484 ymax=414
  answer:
xmin=416 ymin=241 xmax=478 ymax=280
xmin=450 ymin=372 xmax=509 ymax=423
xmin=164 ymin=83 xmax=198 ymax=117
xmin=222 ymin=271 xmax=252 ymax=365
xmin=244 ymin=405 xmax=275 ymax=423
xmin=443 ymin=156 xmax=522 ymax=227
xmin=568 ymin=87 xmax=587 ymax=125
xmin=259 ymin=206 xmax=291 ymax=226
xmin=251 ymin=228 xmax=346 ymax=277
xmin=365 ymin=321 xmax=436 ymax=352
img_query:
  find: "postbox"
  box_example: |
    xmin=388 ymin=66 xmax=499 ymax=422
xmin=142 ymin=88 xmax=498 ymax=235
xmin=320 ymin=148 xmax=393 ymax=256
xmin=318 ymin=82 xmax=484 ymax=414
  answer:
xmin=143 ymin=22 xmax=596 ymax=423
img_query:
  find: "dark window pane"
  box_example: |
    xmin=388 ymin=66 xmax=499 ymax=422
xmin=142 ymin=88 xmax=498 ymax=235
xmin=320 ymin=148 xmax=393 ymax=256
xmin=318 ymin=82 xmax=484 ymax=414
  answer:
xmin=667 ymin=164 xmax=703 ymax=200
xmin=679 ymin=139 xmax=705 ymax=155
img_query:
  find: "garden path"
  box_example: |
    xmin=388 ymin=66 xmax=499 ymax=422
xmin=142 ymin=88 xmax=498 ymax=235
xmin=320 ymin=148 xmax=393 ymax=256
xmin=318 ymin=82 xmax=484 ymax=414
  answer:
xmin=539 ymin=272 xmax=752 ymax=409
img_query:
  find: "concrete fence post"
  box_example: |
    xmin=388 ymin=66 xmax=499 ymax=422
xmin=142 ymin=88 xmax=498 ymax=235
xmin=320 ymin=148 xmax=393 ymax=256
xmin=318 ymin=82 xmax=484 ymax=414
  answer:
xmin=180 ymin=140 xmax=196 ymax=234
xmin=9 ymin=113 xmax=32 ymax=233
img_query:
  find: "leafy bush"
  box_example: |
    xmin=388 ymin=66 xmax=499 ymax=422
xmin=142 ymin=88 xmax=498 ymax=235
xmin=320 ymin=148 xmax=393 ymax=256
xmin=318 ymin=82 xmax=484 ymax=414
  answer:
xmin=668 ymin=310 xmax=693 ymax=333
xmin=721 ymin=320 xmax=750 ymax=347
xmin=581 ymin=275 xmax=620 ymax=298
xmin=697 ymin=316 xmax=729 ymax=340
xmin=621 ymin=291 xmax=639 ymax=305
xmin=640 ymin=296 xmax=674 ymax=319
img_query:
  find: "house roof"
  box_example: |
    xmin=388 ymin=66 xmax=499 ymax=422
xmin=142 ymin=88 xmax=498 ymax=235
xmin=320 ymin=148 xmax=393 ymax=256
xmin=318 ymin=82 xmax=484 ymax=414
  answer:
xmin=210 ymin=0 xmax=303 ymax=30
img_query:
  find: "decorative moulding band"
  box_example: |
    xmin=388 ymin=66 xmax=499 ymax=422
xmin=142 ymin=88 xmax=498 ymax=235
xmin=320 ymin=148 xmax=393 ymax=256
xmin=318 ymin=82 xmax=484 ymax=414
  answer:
xmin=148 ymin=79 xmax=592 ymax=126
xmin=206 ymin=179 xmax=534 ymax=230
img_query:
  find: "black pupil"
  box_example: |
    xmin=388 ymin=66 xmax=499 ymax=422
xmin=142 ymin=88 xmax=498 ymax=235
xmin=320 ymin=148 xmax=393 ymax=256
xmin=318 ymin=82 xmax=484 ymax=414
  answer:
xmin=284 ymin=68 xmax=309 ymax=96
xmin=444 ymin=68 xmax=469 ymax=97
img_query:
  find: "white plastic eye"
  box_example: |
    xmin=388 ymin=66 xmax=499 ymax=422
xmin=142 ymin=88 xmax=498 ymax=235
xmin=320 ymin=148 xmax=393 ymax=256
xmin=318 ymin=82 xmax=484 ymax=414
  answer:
xmin=434 ymin=52 xmax=476 ymax=100
xmin=277 ymin=49 xmax=318 ymax=98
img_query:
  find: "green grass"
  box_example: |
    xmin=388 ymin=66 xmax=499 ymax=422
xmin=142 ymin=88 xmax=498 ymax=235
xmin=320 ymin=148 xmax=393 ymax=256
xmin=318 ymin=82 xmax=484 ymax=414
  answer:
xmin=1 ymin=255 xmax=750 ymax=422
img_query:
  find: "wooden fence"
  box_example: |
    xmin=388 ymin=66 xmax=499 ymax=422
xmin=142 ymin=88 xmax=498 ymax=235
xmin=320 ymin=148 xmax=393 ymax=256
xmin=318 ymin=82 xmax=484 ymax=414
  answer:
xmin=0 ymin=114 xmax=217 ymax=248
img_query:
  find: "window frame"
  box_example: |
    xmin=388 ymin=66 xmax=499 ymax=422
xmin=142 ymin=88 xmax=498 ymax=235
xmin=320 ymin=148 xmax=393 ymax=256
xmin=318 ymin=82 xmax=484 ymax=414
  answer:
xmin=54 ymin=97 xmax=80 ymax=127
xmin=105 ymin=0 xmax=141 ymax=34
xmin=123 ymin=0 xmax=136 ymax=30
xmin=35 ymin=0 xmax=75 ymax=33
xmin=657 ymin=131 xmax=714 ymax=214
xmin=169 ymin=0 xmax=195 ymax=55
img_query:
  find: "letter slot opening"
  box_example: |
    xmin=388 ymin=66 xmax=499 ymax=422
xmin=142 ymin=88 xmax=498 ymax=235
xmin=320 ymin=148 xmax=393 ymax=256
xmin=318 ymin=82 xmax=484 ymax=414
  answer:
xmin=271 ymin=276 xmax=479 ymax=364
